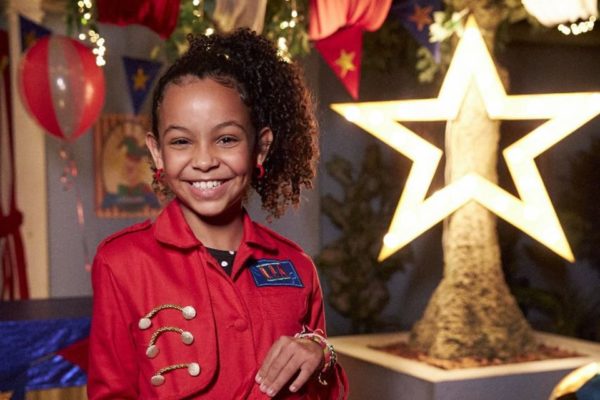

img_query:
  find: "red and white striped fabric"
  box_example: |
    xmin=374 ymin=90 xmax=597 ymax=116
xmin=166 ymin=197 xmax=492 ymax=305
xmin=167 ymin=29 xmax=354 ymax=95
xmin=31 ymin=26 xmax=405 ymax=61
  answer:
xmin=308 ymin=0 xmax=392 ymax=40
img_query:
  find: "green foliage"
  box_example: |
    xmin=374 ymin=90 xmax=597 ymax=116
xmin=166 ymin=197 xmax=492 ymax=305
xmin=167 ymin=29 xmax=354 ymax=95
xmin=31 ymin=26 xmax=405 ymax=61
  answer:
xmin=65 ymin=0 xmax=101 ymax=38
xmin=65 ymin=0 xmax=542 ymax=81
xmin=160 ymin=0 xmax=310 ymax=63
xmin=160 ymin=0 xmax=218 ymax=62
xmin=559 ymin=136 xmax=600 ymax=270
xmin=511 ymin=284 xmax=600 ymax=341
xmin=316 ymin=144 xmax=410 ymax=334
xmin=500 ymin=134 xmax=600 ymax=343
xmin=362 ymin=18 xmax=412 ymax=73
xmin=263 ymin=0 xmax=310 ymax=61
xmin=502 ymin=235 xmax=600 ymax=342
xmin=66 ymin=0 xmax=310 ymax=63
xmin=408 ymin=1 xmax=530 ymax=84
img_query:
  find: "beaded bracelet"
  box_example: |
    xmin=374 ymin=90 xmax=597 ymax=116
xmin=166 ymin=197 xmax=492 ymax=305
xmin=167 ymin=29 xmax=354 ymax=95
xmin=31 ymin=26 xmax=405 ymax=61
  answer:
xmin=294 ymin=327 xmax=337 ymax=385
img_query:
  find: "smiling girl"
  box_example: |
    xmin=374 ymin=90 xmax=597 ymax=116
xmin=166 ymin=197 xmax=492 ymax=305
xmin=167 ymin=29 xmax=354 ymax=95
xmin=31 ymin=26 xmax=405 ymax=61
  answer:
xmin=87 ymin=30 xmax=348 ymax=399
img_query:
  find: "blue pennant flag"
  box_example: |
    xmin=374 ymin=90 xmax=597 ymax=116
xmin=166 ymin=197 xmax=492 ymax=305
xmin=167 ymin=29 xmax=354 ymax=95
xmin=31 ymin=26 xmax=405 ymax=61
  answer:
xmin=391 ymin=0 xmax=441 ymax=60
xmin=19 ymin=15 xmax=51 ymax=52
xmin=122 ymin=56 xmax=162 ymax=115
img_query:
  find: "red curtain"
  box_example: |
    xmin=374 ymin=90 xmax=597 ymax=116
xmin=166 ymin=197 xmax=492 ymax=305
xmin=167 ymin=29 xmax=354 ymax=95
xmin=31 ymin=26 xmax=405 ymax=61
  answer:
xmin=0 ymin=30 xmax=29 ymax=300
xmin=308 ymin=0 xmax=392 ymax=40
xmin=97 ymin=0 xmax=181 ymax=39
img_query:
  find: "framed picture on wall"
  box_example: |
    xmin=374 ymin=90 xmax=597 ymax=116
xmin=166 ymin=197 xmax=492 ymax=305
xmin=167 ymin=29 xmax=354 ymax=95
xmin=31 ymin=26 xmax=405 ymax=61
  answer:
xmin=94 ymin=114 xmax=162 ymax=218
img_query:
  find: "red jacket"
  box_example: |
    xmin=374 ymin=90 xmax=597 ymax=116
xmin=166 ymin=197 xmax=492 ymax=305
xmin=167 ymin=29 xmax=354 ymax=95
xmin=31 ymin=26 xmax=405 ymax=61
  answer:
xmin=88 ymin=200 xmax=348 ymax=399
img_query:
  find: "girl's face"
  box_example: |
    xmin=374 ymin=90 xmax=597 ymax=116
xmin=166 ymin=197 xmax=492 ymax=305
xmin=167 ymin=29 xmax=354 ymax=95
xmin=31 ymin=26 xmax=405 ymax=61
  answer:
xmin=147 ymin=77 xmax=271 ymax=223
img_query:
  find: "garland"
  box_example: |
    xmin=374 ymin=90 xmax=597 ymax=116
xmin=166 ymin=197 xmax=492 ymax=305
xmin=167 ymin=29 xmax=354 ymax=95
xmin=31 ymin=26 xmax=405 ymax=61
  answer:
xmin=63 ymin=1 xmax=538 ymax=84
xmin=66 ymin=0 xmax=310 ymax=64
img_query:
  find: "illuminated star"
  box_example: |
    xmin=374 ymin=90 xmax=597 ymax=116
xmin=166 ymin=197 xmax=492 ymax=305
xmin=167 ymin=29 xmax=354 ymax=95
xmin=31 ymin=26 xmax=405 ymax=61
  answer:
xmin=331 ymin=17 xmax=600 ymax=262
xmin=409 ymin=5 xmax=433 ymax=31
xmin=132 ymin=67 xmax=149 ymax=91
xmin=335 ymin=50 xmax=356 ymax=78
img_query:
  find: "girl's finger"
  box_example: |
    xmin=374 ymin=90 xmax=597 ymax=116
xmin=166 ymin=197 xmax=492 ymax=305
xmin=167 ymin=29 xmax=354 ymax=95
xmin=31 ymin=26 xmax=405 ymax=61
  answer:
xmin=288 ymin=363 xmax=315 ymax=393
xmin=256 ymin=336 xmax=288 ymax=383
xmin=262 ymin=353 xmax=299 ymax=397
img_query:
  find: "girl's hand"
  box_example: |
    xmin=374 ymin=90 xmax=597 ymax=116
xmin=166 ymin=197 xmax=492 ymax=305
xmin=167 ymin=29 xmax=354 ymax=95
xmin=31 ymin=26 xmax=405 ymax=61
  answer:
xmin=255 ymin=336 xmax=324 ymax=397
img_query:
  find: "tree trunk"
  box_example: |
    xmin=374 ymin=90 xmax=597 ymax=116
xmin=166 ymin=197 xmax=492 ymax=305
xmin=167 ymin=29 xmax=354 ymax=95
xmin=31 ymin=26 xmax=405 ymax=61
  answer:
xmin=409 ymin=6 xmax=535 ymax=360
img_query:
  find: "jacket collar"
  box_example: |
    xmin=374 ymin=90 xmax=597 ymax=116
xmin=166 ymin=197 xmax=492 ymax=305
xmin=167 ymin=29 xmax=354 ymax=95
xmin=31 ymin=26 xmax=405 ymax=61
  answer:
xmin=153 ymin=199 xmax=278 ymax=253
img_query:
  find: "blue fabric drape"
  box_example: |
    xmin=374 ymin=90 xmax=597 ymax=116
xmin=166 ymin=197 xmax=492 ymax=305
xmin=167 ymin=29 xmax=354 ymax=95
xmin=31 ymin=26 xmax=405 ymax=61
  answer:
xmin=0 ymin=317 xmax=90 ymax=399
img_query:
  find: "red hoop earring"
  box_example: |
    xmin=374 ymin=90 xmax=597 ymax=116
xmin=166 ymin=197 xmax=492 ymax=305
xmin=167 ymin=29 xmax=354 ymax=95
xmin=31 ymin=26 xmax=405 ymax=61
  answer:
xmin=153 ymin=168 xmax=164 ymax=181
xmin=256 ymin=163 xmax=265 ymax=179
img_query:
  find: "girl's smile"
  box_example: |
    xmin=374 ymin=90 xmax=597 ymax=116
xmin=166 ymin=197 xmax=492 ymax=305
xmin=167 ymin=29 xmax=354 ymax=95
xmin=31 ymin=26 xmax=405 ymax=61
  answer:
xmin=188 ymin=179 xmax=229 ymax=201
xmin=190 ymin=180 xmax=223 ymax=190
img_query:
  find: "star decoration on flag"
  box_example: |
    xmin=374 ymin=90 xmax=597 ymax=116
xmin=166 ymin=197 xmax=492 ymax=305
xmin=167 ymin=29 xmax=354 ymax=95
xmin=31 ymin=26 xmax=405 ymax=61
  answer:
xmin=331 ymin=17 xmax=600 ymax=262
xmin=409 ymin=4 xmax=433 ymax=31
xmin=132 ymin=67 xmax=149 ymax=91
xmin=335 ymin=49 xmax=356 ymax=78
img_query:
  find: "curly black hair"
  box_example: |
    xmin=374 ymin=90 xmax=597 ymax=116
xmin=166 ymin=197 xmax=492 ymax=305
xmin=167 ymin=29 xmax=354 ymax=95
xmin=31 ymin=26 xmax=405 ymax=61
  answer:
xmin=149 ymin=29 xmax=318 ymax=219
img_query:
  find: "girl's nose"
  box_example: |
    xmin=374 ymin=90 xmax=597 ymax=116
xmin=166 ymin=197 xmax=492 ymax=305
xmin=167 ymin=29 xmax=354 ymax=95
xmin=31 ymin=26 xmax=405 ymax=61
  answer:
xmin=192 ymin=144 xmax=219 ymax=171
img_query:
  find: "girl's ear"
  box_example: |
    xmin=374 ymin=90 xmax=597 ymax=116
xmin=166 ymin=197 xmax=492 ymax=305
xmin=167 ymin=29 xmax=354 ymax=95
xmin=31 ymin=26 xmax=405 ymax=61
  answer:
xmin=145 ymin=132 xmax=164 ymax=170
xmin=256 ymin=127 xmax=273 ymax=165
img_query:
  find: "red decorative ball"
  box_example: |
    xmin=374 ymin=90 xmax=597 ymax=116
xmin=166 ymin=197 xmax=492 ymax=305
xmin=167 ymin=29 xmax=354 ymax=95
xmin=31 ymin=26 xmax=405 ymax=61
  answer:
xmin=18 ymin=35 xmax=105 ymax=142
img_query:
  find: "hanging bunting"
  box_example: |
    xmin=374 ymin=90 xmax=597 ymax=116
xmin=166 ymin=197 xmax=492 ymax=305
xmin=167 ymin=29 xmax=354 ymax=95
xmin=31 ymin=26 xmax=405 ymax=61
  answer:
xmin=213 ymin=0 xmax=268 ymax=33
xmin=309 ymin=0 xmax=392 ymax=99
xmin=97 ymin=0 xmax=181 ymax=39
xmin=314 ymin=26 xmax=363 ymax=100
xmin=19 ymin=15 xmax=51 ymax=53
xmin=122 ymin=56 xmax=162 ymax=115
xmin=391 ymin=0 xmax=442 ymax=60
xmin=0 ymin=30 xmax=28 ymax=300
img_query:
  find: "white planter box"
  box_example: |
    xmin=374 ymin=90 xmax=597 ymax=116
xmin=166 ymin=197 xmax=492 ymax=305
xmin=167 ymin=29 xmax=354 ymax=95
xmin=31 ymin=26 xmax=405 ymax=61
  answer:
xmin=330 ymin=331 xmax=600 ymax=400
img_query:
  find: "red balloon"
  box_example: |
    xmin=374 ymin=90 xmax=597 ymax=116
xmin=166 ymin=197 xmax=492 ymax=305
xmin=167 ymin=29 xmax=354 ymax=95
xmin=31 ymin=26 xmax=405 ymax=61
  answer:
xmin=18 ymin=35 xmax=105 ymax=142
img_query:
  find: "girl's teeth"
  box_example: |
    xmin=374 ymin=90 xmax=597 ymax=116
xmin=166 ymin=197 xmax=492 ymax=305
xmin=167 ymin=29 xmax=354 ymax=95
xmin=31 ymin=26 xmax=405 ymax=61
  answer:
xmin=192 ymin=181 xmax=221 ymax=190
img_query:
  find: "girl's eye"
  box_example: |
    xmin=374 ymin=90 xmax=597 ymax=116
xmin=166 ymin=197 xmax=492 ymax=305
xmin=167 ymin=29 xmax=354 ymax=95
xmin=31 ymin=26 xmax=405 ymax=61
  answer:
xmin=218 ymin=135 xmax=239 ymax=146
xmin=170 ymin=137 xmax=191 ymax=146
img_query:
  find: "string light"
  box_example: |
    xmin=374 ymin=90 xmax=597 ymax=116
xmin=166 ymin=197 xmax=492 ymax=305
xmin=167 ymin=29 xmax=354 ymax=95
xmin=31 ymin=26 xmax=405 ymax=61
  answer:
xmin=275 ymin=0 xmax=300 ymax=62
xmin=193 ymin=0 xmax=203 ymax=18
xmin=76 ymin=0 xmax=106 ymax=66
xmin=558 ymin=15 xmax=596 ymax=35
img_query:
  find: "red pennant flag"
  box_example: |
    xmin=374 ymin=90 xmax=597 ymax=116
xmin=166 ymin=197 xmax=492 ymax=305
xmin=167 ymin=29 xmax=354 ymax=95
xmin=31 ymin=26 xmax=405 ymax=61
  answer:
xmin=56 ymin=338 xmax=89 ymax=372
xmin=309 ymin=0 xmax=391 ymax=100
xmin=315 ymin=26 xmax=362 ymax=100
